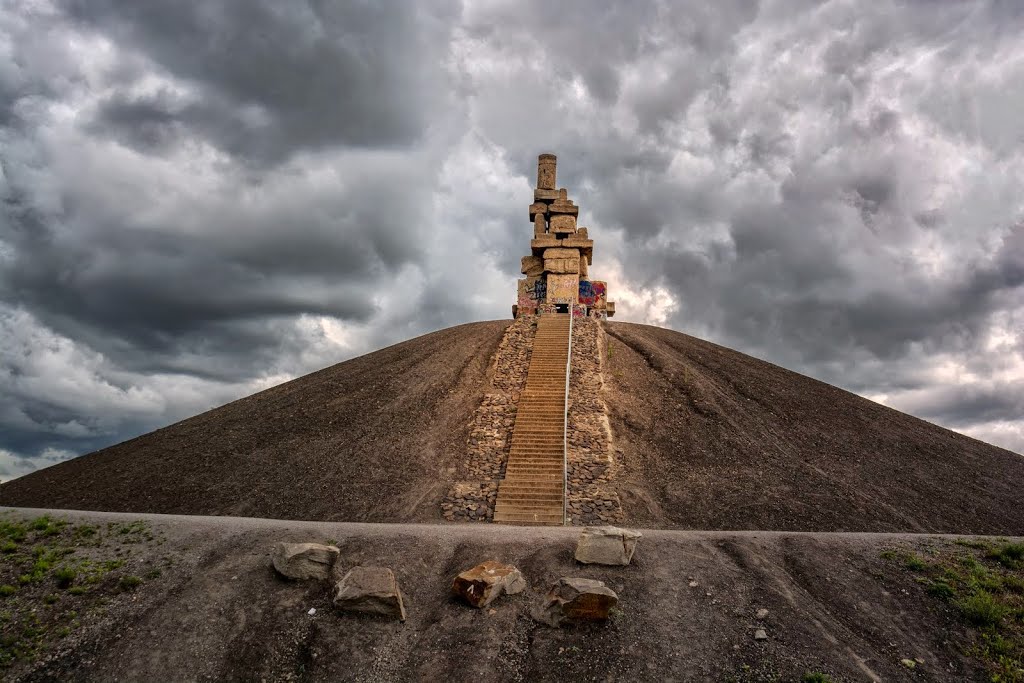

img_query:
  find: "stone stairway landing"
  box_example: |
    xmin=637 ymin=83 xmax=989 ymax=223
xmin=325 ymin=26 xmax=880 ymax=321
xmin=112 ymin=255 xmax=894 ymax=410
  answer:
xmin=494 ymin=314 xmax=571 ymax=525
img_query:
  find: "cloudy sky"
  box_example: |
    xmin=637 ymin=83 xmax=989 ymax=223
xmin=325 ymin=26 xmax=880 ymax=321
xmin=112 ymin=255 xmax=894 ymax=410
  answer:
xmin=1 ymin=0 xmax=1022 ymax=480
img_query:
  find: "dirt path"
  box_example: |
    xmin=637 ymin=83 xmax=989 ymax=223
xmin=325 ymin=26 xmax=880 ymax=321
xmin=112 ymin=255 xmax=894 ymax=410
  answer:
xmin=4 ymin=507 xmax=1012 ymax=682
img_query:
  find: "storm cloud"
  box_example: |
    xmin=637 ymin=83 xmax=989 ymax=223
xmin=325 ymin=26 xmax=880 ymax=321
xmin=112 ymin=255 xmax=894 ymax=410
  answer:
xmin=1 ymin=0 xmax=1022 ymax=479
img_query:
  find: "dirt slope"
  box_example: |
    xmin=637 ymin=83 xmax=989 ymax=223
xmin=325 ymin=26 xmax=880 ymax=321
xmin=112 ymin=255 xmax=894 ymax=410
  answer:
xmin=0 ymin=508 xmax=1009 ymax=683
xmin=603 ymin=322 xmax=1024 ymax=534
xmin=1 ymin=320 xmax=1022 ymax=534
xmin=0 ymin=321 xmax=509 ymax=522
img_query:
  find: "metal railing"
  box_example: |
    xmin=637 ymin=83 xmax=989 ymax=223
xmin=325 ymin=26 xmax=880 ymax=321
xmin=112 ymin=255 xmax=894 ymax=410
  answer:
xmin=562 ymin=311 xmax=573 ymax=526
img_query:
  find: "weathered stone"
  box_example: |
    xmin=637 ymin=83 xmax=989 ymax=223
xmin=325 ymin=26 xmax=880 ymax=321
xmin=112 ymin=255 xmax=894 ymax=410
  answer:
xmin=333 ymin=566 xmax=406 ymax=621
xmin=574 ymin=526 xmax=641 ymax=565
xmin=528 ymin=201 xmax=548 ymax=222
xmin=754 ymin=629 xmax=768 ymax=641
xmin=549 ymin=214 xmax=577 ymax=234
xmin=271 ymin=542 xmax=340 ymax=581
xmin=521 ymin=255 xmax=544 ymax=277
xmin=534 ymin=577 xmax=618 ymax=627
xmin=549 ymin=201 xmax=579 ymax=217
xmin=544 ymin=257 xmax=581 ymax=274
xmin=451 ymin=560 xmax=526 ymax=608
xmin=537 ymin=153 xmax=557 ymax=190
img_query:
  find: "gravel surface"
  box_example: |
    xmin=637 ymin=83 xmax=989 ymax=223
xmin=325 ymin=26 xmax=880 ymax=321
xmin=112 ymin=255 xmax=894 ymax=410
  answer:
xmin=1 ymin=507 xmax=1012 ymax=682
xmin=2 ymin=319 xmax=1022 ymax=537
xmin=0 ymin=321 xmax=509 ymax=522
xmin=603 ymin=322 xmax=1024 ymax=534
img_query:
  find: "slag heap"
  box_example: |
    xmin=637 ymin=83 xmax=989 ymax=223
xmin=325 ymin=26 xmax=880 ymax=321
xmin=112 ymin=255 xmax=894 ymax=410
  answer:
xmin=514 ymin=154 xmax=615 ymax=319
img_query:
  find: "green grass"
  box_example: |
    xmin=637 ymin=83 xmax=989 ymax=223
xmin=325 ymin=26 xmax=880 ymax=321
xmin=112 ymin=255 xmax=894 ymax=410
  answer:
xmin=53 ymin=566 xmax=76 ymax=589
xmin=0 ymin=516 xmax=166 ymax=671
xmin=117 ymin=575 xmax=142 ymax=591
xmin=801 ymin=673 xmax=833 ymax=683
xmin=958 ymin=590 xmax=1009 ymax=627
xmin=890 ymin=539 xmax=1024 ymax=681
xmin=987 ymin=543 xmax=1024 ymax=569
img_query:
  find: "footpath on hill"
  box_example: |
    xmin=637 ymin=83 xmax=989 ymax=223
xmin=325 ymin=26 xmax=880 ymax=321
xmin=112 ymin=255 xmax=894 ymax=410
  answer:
xmin=2 ymin=507 xmax=1021 ymax=682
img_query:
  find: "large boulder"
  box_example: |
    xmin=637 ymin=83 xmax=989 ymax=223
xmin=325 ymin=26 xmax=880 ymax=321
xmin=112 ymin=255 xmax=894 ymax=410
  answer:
xmin=271 ymin=542 xmax=340 ymax=580
xmin=333 ymin=566 xmax=407 ymax=621
xmin=574 ymin=526 xmax=642 ymax=566
xmin=534 ymin=577 xmax=618 ymax=627
xmin=451 ymin=560 xmax=526 ymax=608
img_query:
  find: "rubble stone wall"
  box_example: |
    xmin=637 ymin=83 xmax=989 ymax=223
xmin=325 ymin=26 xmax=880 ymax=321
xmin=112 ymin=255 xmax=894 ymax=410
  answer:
xmin=441 ymin=316 xmax=537 ymax=522
xmin=566 ymin=319 xmax=623 ymax=525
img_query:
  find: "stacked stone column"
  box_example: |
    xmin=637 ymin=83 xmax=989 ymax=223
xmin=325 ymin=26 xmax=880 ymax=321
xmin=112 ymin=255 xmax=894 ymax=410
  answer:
xmin=514 ymin=154 xmax=615 ymax=319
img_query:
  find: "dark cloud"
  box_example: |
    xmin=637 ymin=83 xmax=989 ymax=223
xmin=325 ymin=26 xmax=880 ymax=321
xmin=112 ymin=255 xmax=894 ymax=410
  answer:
xmin=2 ymin=0 xmax=1023 ymax=477
xmin=63 ymin=0 xmax=459 ymax=163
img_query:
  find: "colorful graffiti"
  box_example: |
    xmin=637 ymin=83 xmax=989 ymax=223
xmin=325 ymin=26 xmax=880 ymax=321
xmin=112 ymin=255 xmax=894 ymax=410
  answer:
xmin=578 ymin=280 xmax=607 ymax=306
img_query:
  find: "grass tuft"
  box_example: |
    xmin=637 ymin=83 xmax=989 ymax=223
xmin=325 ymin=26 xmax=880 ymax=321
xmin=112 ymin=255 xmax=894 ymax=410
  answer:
xmin=957 ymin=590 xmax=1009 ymax=627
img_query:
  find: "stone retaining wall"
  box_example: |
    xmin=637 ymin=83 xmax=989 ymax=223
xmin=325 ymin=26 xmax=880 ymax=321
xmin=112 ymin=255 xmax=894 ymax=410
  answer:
xmin=566 ymin=319 xmax=622 ymax=525
xmin=441 ymin=317 xmax=537 ymax=522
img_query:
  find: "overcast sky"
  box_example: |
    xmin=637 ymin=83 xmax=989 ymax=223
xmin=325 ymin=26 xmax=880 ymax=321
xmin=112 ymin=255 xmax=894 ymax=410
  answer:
xmin=1 ymin=0 xmax=1022 ymax=480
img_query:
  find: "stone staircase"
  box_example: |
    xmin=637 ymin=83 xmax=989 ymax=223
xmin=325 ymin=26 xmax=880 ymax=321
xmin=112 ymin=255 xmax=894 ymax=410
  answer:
xmin=493 ymin=314 xmax=571 ymax=525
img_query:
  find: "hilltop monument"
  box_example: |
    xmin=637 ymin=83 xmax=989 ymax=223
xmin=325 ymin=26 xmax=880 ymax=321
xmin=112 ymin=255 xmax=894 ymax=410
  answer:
xmin=514 ymin=154 xmax=615 ymax=319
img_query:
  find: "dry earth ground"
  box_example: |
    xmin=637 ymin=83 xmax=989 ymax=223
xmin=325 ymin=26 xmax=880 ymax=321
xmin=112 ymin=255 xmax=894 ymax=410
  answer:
xmin=0 ymin=508 xmax=1017 ymax=682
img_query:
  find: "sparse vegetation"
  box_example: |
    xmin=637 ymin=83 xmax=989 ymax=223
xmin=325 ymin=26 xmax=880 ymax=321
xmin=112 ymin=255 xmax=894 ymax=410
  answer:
xmin=0 ymin=513 xmax=167 ymax=672
xmin=118 ymin=575 xmax=142 ymax=591
xmin=801 ymin=673 xmax=833 ymax=683
xmin=886 ymin=539 xmax=1024 ymax=680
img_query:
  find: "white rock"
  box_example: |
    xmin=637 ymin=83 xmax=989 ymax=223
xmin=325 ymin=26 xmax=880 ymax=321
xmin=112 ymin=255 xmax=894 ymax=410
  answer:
xmin=271 ymin=543 xmax=340 ymax=581
xmin=574 ymin=526 xmax=642 ymax=566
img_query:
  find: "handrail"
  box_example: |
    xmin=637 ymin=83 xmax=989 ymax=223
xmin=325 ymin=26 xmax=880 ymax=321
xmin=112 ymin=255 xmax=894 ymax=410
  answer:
xmin=563 ymin=310 xmax=573 ymax=526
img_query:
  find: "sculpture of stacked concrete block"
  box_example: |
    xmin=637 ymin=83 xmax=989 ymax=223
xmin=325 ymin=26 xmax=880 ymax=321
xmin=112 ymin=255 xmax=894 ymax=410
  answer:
xmin=513 ymin=154 xmax=616 ymax=319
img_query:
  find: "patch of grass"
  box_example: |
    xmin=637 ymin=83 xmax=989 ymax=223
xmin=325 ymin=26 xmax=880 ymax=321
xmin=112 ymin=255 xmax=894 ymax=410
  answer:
xmin=0 ymin=516 xmax=167 ymax=671
xmin=902 ymin=552 xmax=927 ymax=571
xmin=988 ymin=543 xmax=1024 ymax=569
xmin=923 ymin=578 xmax=956 ymax=600
xmin=802 ymin=673 xmax=834 ymax=683
xmin=117 ymin=575 xmax=142 ymax=591
xmin=144 ymin=569 xmax=161 ymax=580
xmin=893 ymin=540 xmax=1024 ymax=680
xmin=53 ymin=566 xmax=77 ymax=589
xmin=958 ymin=590 xmax=1010 ymax=627
xmin=0 ymin=521 xmax=27 ymax=544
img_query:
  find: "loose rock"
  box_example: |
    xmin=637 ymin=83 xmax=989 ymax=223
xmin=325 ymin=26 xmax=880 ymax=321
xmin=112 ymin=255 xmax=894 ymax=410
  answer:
xmin=756 ymin=608 xmax=769 ymax=619
xmin=534 ymin=577 xmax=618 ymax=627
xmin=333 ymin=566 xmax=407 ymax=621
xmin=574 ymin=526 xmax=642 ymax=565
xmin=452 ymin=560 xmax=526 ymax=608
xmin=754 ymin=629 xmax=768 ymax=641
xmin=271 ymin=542 xmax=340 ymax=581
